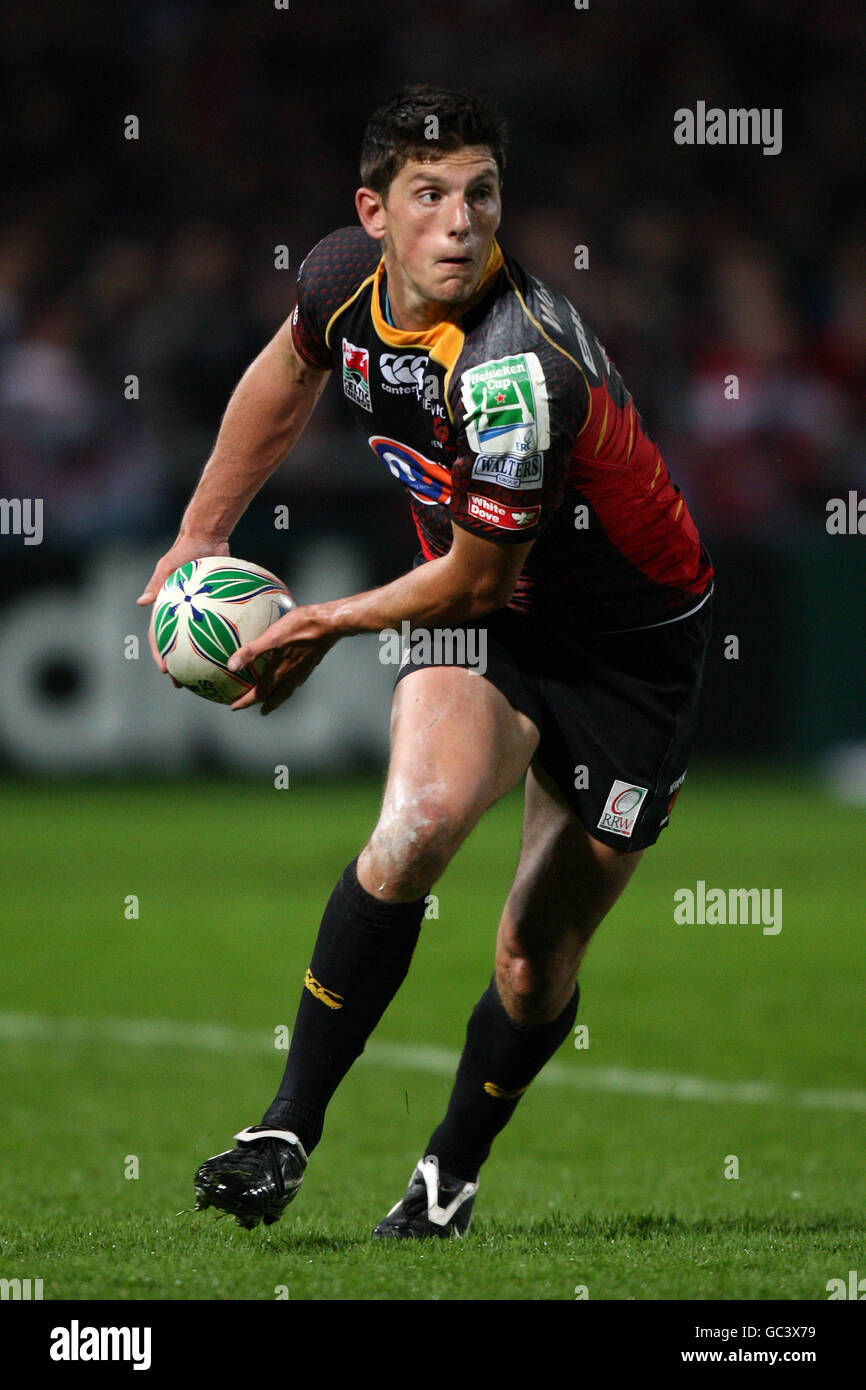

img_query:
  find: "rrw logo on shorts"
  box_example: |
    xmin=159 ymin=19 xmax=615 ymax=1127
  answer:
xmin=597 ymin=780 xmax=647 ymax=838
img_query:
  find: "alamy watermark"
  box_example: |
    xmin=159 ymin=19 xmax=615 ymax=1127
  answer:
xmin=0 ymin=497 xmax=43 ymax=545
xmin=674 ymin=880 xmax=782 ymax=935
xmin=1 ymin=1277 xmax=43 ymax=1300
xmin=826 ymin=1270 xmax=866 ymax=1299
xmin=674 ymin=102 xmax=782 ymax=156
xmin=826 ymin=492 xmax=866 ymax=534
xmin=379 ymin=620 xmax=488 ymax=676
xmin=49 ymin=1322 xmax=152 ymax=1370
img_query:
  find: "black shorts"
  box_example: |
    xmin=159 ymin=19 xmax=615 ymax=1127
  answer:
xmin=393 ymin=589 xmax=713 ymax=851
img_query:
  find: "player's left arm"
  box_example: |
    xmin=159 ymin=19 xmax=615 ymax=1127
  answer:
xmin=228 ymin=523 xmax=532 ymax=714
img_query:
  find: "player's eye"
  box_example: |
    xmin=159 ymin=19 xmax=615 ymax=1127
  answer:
xmin=418 ymin=190 xmax=441 ymax=204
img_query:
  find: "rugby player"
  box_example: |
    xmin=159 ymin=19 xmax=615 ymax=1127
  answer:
xmin=139 ymin=85 xmax=713 ymax=1238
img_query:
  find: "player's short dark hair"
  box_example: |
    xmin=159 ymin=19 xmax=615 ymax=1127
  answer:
xmin=360 ymin=84 xmax=507 ymax=197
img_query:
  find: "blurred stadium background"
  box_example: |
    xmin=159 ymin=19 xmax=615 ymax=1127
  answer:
xmin=0 ymin=0 xmax=863 ymax=777
xmin=1 ymin=0 xmax=864 ymax=1301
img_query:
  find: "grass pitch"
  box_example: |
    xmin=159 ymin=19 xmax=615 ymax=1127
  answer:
xmin=1 ymin=766 xmax=863 ymax=1300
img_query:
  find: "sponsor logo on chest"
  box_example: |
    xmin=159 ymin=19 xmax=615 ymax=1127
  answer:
xmin=379 ymin=352 xmax=427 ymax=394
xmin=369 ymin=436 xmax=452 ymax=506
xmin=342 ymin=339 xmax=372 ymax=411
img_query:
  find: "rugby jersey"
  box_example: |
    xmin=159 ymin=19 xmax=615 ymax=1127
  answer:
xmin=291 ymin=225 xmax=713 ymax=634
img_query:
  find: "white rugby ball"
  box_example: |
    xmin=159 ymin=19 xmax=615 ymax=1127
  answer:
xmin=154 ymin=556 xmax=294 ymax=704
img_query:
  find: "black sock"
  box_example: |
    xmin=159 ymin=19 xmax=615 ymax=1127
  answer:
xmin=426 ymin=977 xmax=579 ymax=1182
xmin=261 ymin=857 xmax=427 ymax=1153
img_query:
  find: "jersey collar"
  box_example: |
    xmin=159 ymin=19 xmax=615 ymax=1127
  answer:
xmin=371 ymin=239 xmax=504 ymax=365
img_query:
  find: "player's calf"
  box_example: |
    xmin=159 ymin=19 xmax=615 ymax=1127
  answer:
xmin=496 ymin=770 xmax=644 ymax=1024
xmin=422 ymin=975 xmax=580 ymax=1192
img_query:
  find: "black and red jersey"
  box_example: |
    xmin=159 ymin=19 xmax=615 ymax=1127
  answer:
xmin=291 ymin=225 xmax=713 ymax=635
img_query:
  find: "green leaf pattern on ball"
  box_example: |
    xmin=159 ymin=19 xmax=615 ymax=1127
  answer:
xmin=154 ymin=602 xmax=178 ymax=657
xmin=160 ymin=562 xmax=284 ymax=688
xmin=188 ymin=608 xmax=242 ymax=668
xmin=198 ymin=567 xmax=283 ymax=602
xmin=185 ymin=609 xmax=258 ymax=686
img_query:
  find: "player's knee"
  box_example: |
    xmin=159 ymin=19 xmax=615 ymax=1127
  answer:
xmin=495 ymin=952 xmax=572 ymax=1027
xmin=363 ymin=795 xmax=466 ymax=899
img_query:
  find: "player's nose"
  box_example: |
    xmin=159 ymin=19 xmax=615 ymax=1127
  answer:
xmin=447 ymin=194 xmax=472 ymax=236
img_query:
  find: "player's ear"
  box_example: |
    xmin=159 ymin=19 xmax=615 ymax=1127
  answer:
xmin=355 ymin=186 xmax=386 ymax=241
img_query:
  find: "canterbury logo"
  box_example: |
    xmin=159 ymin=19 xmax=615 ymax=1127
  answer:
xmin=304 ymin=969 xmax=344 ymax=1010
xmin=379 ymin=352 xmax=427 ymax=389
xmin=483 ymin=1081 xmax=528 ymax=1100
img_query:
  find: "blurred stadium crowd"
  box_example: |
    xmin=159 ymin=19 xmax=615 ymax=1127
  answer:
xmin=0 ymin=0 xmax=863 ymax=549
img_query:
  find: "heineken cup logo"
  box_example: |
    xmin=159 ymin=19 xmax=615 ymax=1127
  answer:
xmin=460 ymin=353 xmax=551 ymax=457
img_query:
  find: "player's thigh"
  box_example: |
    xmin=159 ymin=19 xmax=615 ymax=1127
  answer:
xmin=359 ymin=665 xmax=539 ymax=896
xmin=498 ymin=758 xmax=643 ymax=974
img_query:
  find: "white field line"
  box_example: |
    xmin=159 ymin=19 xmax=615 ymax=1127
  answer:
xmin=1 ymin=1010 xmax=865 ymax=1113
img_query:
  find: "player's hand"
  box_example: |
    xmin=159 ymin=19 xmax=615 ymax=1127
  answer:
xmin=228 ymin=606 xmax=339 ymax=715
xmin=137 ymin=535 xmax=231 ymax=676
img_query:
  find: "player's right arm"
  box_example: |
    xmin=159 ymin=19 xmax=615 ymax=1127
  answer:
xmin=137 ymin=320 xmax=330 ymax=670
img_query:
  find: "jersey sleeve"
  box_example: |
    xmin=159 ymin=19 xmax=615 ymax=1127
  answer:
xmin=447 ymin=344 xmax=588 ymax=545
xmin=290 ymin=227 xmax=381 ymax=371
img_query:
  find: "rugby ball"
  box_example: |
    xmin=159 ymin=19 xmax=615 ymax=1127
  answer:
xmin=153 ymin=557 xmax=294 ymax=704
